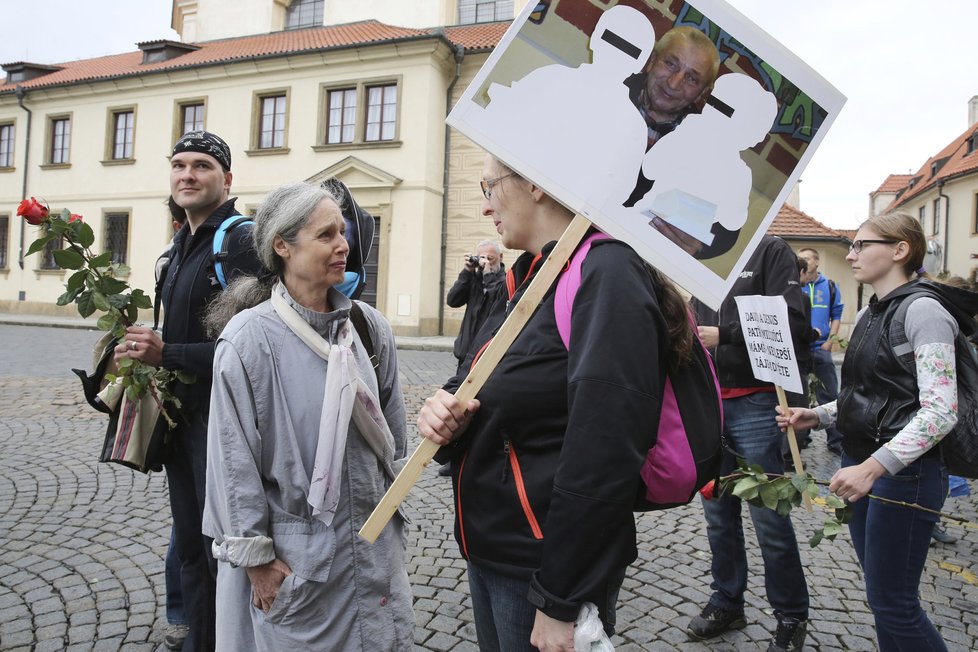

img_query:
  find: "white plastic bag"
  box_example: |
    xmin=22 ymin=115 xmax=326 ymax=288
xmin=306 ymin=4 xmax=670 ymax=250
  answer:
xmin=574 ymin=602 xmax=614 ymax=652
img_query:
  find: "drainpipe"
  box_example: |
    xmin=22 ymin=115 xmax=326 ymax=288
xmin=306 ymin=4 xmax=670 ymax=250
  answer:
xmin=15 ymin=85 xmax=32 ymax=271
xmin=438 ymin=43 xmax=465 ymax=335
xmin=938 ymin=181 xmax=949 ymax=275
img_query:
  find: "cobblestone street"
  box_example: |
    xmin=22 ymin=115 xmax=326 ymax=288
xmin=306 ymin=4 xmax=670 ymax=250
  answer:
xmin=1 ymin=323 xmax=977 ymax=650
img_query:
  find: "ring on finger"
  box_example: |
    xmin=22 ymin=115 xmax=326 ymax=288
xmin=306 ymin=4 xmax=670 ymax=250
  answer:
xmin=129 ymin=341 xmax=137 ymax=351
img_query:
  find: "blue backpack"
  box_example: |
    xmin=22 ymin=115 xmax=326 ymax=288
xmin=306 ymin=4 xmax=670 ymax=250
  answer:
xmin=212 ymin=214 xmax=254 ymax=289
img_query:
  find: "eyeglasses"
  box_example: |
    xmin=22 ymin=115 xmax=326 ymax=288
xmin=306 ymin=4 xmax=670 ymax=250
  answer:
xmin=480 ymin=173 xmax=514 ymax=199
xmin=849 ymin=239 xmax=898 ymax=254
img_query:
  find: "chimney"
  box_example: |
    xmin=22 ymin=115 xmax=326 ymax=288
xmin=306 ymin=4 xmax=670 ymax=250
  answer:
xmin=970 ymin=95 xmax=978 ymax=127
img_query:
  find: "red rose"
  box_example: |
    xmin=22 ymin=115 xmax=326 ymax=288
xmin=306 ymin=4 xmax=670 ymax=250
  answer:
xmin=68 ymin=213 xmax=83 ymax=223
xmin=17 ymin=197 xmax=49 ymax=225
xmin=699 ymin=480 xmax=717 ymax=501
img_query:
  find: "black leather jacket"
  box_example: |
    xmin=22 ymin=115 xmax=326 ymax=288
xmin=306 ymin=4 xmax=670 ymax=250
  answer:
xmin=837 ymin=280 xmax=978 ymax=462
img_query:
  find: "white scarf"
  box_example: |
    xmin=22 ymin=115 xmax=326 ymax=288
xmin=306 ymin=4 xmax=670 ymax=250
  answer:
xmin=270 ymin=283 xmax=396 ymax=527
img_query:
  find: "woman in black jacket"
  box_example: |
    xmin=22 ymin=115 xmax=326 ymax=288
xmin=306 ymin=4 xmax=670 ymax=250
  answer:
xmin=419 ymin=155 xmax=694 ymax=652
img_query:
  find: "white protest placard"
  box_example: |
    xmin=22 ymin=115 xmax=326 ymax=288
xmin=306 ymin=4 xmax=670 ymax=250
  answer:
xmin=446 ymin=0 xmax=846 ymax=308
xmin=733 ymin=294 xmax=802 ymax=394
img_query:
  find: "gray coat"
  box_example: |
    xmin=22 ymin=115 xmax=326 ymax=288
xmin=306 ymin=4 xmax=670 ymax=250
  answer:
xmin=203 ymin=288 xmax=413 ymax=651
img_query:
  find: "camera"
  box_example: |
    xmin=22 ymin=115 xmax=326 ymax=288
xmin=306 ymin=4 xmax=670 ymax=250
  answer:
xmin=467 ymin=255 xmax=481 ymax=267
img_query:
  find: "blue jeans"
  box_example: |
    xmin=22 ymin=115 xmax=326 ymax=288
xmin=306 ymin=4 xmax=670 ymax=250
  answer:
xmin=466 ymin=562 xmax=624 ymax=651
xmin=845 ymin=453 xmax=948 ymax=651
xmin=702 ymin=392 xmax=809 ymax=619
xmin=812 ymin=348 xmax=843 ymax=447
xmin=165 ymin=528 xmax=187 ymax=626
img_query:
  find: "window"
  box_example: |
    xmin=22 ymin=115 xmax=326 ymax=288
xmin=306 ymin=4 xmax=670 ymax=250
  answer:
xmin=285 ymin=0 xmax=323 ymax=30
xmin=933 ymin=198 xmax=941 ymax=235
xmin=365 ymin=84 xmax=397 ymax=142
xmin=49 ymin=116 xmax=71 ymax=164
xmin=458 ymin=0 xmax=514 ymax=24
xmin=326 ymin=88 xmax=357 ymax=144
xmin=181 ymin=103 xmax=204 ymax=135
xmin=0 ymin=215 xmax=8 ymax=269
xmin=104 ymin=212 xmax=130 ymax=264
xmin=918 ymin=205 xmax=926 ymax=225
xmin=258 ymin=94 xmax=287 ymax=149
xmin=40 ymin=228 xmax=64 ymax=270
xmin=0 ymin=123 xmax=13 ymax=168
xmin=111 ymin=109 xmax=135 ymax=159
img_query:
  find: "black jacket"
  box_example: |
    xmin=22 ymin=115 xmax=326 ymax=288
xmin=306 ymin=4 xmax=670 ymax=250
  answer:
xmin=438 ymin=238 xmax=667 ymax=622
xmin=159 ymin=198 xmax=262 ymax=410
xmin=691 ymin=235 xmax=810 ymax=389
xmin=837 ymin=279 xmax=978 ymax=462
xmin=447 ymin=265 xmax=506 ymax=361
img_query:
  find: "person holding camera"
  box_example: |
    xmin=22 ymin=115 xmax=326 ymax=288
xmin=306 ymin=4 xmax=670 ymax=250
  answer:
xmin=447 ymin=241 xmax=506 ymax=371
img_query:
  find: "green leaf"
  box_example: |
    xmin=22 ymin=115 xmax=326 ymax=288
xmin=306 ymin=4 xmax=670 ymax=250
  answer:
xmin=76 ymin=291 xmax=96 ymax=318
xmin=117 ymin=357 xmax=133 ymax=369
xmin=126 ymin=304 xmax=139 ymax=324
xmin=759 ymin=483 xmax=780 ymax=510
xmin=731 ymin=476 xmax=760 ymax=499
xmin=112 ymin=323 xmax=128 ymax=339
xmin=108 ymin=293 xmax=129 ymax=309
xmin=836 ymin=506 xmax=853 ymax=524
xmin=130 ymin=289 xmax=152 ymax=309
xmin=790 ymin=474 xmax=811 ymax=493
xmin=749 ymin=463 xmax=766 ymax=478
xmin=113 ymin=263 xmax=131 ymax=277
xmin=89 ymin=252 xmax=112 ymax=269
xmin=97 ymin=313 xmax=119 ymax=331
xmin=92 ymin=291 xmax=111 ymax=312
xmin=825 ymin=495 xmax=846 ymax=509
xmin=97 ymin=277 xmax=129 ymax=295
xmin=776 ymin=499 xmax=793 ymax=517
xmin=67 ymin=270 xmax=87 ymax=292
xmin=56 ymin=287 xmax=83 ymax=306
xmin=52 ymin=248 xmax=85 ymax=270
xmin=809 ymin=530 xmax=824 ymax=547
xmin=26 ymin=235 xmax=55 ymax=257
xmin=76 ymin=222 xmax=95 ymax=248
xmin=125 ymin=385 xmax=140 ymax=402
xmin=49 ymin=220 xmax=69 ymax=235
xmin=823 ymin=520 xmax=843 ymax=537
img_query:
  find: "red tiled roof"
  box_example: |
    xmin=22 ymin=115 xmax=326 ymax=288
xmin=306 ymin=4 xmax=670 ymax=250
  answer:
xmin=768 ymin=203 xmax=848 ymax=240
xmin=892 ymin=123 xmax=978 ymax=208
xmin=1 ymin=20 xmax=510 ymax=93
xmin=873 ymin=174 xmax=913 ymax=195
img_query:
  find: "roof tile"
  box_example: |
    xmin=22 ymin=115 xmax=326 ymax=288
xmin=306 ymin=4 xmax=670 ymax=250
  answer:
xmin=768 ymin=203 xmax=847 ymax=240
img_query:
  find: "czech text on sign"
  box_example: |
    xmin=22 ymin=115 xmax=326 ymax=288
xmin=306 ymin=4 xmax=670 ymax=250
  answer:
xmin=734 ymin=294 xmax=802 ymax=394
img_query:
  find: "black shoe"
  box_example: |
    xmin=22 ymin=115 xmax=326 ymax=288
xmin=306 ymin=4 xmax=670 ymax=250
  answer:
xmin=687 ymin=603 xmax=746 ymax=640
xmin=164 ymin=624 xmax=189 ymax=650
xmin=931 ymin=523 xmax=957 ymax=544
xmin=437 ymin=462 xmax=452 ymax=477
xmin=767 ymin=614 xmax=807 ymax=652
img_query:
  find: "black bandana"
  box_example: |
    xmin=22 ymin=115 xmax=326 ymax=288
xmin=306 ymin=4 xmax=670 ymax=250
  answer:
xmin=171 ymin=130 xmax=232 ymax=171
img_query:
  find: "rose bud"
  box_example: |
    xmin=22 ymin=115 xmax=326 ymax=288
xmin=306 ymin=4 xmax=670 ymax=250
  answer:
xmin=17 ymin=197 xmax=49 ymax=225
xmin=68 ymin=214 xmax=84 ymax=223
xmin=699 ymin=479 xmax=717 ymax=501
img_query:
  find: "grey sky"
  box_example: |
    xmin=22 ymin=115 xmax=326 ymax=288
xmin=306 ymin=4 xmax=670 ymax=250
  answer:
xmin=4 ymin=0 xmax=976 ymax=229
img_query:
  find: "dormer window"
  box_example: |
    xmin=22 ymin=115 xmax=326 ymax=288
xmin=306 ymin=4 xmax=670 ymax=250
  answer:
xmin=137 ymin=40 xmax=200 ymax=65
xmin=285 ymin=0 xmax=324 ymax=30
xmin=2 ymin=62 xmax=62 ymax=85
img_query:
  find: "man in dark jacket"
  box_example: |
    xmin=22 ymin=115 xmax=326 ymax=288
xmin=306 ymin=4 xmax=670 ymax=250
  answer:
xmin=118 ymin=131 xmax=261 ymax=651
xmin=447 ymin=241 xmax=506 ymax=370
xmin=688 ymin=235 xmax=811 ymax=652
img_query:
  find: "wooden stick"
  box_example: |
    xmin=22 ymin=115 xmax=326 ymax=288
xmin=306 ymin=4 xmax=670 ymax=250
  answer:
xmin=359 ymin=214 xmax=594 ymax=543
xmin=775 ymin=384 xmax=813 ymax=511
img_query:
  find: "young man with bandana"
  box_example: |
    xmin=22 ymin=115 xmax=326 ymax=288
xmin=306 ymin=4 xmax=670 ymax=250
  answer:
xmin=115 ymin=131 xmax=261 ymax=651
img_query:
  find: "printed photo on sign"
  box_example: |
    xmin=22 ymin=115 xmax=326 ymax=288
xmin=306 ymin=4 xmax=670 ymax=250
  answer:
xmin=733 ymin=294 xmax=802 ymax=394
xmin=447 ymin=0 xmax=846 ymax=308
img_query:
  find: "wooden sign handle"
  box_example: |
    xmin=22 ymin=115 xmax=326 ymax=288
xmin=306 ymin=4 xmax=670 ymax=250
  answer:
xmin=775 ymin=385 xmax=813 ymax=512
xmin=358 ymin=214 xmax=594 ymax=542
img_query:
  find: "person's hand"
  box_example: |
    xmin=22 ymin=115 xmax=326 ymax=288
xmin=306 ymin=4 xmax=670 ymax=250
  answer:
xmin=530 ymin=611 xmax=575 ymax=652
xmin=418 ymin=389 xmax=479 ymax=446
xmin=829 ymin=458 xmax=885 ymax=503
xmin=775 ymin=405 xmax=819 ymax=432
xmin=697 ymin=326 xmax=719 ymax=349
xmin=246 ymin=558 xmax=293 ymax=613
xmin=463 ymin=254 xmax=478 ymax=272
xmin=821 ymin=339 xmax=834 ymax=352
xmin=114 ymin=326 xmax=164 ymax=367
xmin=649 ymin=215 xmax=704 ymax=257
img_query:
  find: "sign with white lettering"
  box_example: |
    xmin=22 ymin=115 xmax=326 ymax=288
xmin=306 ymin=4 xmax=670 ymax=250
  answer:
xmin=734 ymin=294 xmax=802 ymax=393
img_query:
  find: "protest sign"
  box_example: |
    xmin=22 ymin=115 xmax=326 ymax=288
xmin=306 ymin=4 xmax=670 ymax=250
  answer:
xmin=447 ymin=0 xmax=846 ymax=309
xmin=734 ymin=294 xmax=803 ymax=394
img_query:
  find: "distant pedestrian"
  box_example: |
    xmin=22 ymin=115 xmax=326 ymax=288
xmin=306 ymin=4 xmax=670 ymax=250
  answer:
xmin=447 ymin=240 xmax=506 ymax=373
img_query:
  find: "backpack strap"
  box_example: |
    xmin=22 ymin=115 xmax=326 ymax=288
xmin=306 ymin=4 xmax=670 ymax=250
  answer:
xmin=828 ymin=279 xmax=836 ymax=312
xmin=349 ymin=301 xmax=380 ymax=385
xmin=554 ymin=232 xmax=612 ymax=349
xmin=213 ymin=215 xmax=254 ymax=289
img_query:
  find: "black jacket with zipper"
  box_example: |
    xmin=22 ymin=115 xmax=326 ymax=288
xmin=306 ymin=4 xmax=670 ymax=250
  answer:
xmin=437 ymin=237 xmax=668 ymax=623
xmin=837 ymin=279 xmax=978 ymax=462
xmin=159 ymin=198 xmax=261 ymax=411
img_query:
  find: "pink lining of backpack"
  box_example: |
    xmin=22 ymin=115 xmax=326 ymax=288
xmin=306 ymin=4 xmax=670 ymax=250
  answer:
xmin=555 ymin=233 xmax=721 ymax=504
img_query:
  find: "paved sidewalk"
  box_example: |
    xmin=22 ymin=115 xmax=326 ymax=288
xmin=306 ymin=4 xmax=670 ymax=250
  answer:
xmin=1 ymin=323 xmax=976 ymax=650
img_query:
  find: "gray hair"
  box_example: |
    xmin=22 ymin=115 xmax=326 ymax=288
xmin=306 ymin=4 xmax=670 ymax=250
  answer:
xmin=476 ymin=240 xmax=502 ymax=255
xmin=204 ymin=182 xmax=341 ymax=338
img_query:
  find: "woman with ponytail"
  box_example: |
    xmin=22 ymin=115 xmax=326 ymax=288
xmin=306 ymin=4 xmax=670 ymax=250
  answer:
xmin=779 ymin=212 xmax=978 ymax=651
xmin=202 ymin=182 xmax=413 ymax=651
xmin=418 ymin=154 xmax=694 ymax=651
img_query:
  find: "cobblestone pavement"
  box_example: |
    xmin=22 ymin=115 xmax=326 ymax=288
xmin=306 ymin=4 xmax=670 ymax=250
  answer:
xmin=1 ymin=323 xmax=977 ymax=650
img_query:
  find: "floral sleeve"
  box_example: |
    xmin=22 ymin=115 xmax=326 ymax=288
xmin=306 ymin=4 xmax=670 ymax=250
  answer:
xmin=881 ymin=342 xmax=958 ymax=466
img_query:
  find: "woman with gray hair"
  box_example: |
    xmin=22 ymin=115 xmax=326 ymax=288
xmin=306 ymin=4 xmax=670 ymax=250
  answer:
xmin=202 ymin=182 xmax=413 ymax=650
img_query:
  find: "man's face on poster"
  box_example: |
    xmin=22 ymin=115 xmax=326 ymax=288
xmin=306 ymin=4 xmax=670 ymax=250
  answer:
xmin=643 ymin=36 xmax=715 ymax=121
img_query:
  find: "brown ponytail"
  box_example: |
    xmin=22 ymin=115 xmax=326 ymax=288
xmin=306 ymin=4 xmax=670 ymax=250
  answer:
xmin=647 ymin=264 xmax=694 ymax=372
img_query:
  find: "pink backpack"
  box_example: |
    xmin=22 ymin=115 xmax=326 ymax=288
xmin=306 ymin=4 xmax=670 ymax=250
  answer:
xmin=554 ymin=232 xmax=724 ymax=509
